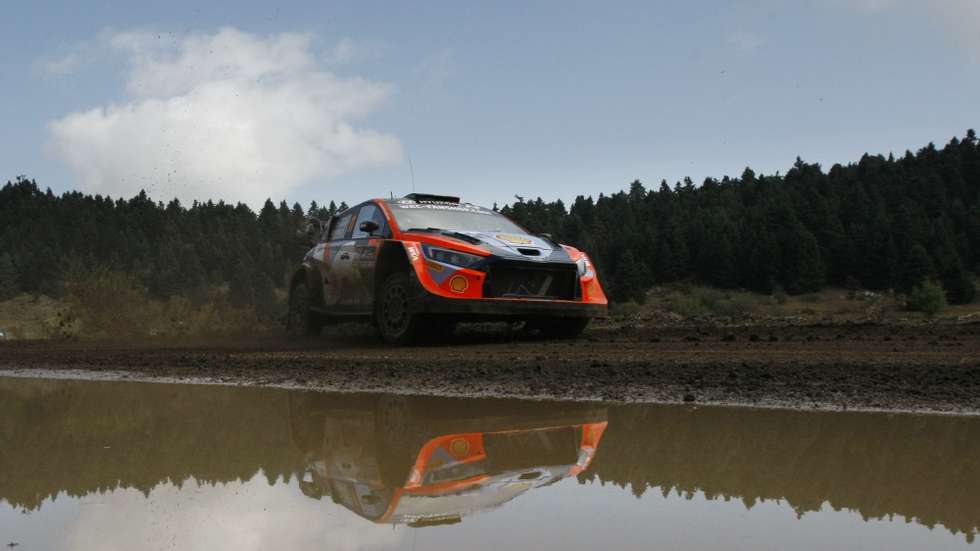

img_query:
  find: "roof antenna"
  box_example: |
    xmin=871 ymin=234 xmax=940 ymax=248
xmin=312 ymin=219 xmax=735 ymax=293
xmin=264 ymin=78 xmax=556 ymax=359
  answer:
xmin=408 ymin=155 xmax=416 ymax=194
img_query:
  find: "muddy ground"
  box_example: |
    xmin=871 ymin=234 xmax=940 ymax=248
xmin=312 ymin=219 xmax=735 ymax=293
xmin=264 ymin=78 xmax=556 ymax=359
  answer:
xmin=1 ymin=321 xmax=979 ymax=414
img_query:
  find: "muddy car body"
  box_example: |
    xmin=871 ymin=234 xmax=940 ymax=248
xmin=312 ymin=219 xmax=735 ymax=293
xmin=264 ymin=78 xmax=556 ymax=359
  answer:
xmin=287 ymin=193 xmax=607 ymax=343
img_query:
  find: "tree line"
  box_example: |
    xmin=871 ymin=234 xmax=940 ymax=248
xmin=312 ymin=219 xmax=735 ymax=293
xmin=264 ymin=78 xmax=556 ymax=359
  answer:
xmin=0 ymin=181 xmax=345 ymax=316
xmin=1 ymin=132 xmax=978 ymax=312
xmin=502 ymin=131 xmax=980 ymax=304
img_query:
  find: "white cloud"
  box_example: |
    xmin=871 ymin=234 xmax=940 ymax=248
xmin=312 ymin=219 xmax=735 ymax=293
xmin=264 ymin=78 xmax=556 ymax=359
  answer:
xmin=64 ymin=476 xmax=404 ymax=551
xmin=323 ymin=37 xmax=385 ymax=66
xmin=49 ymin=27 xmax=402 ymax=207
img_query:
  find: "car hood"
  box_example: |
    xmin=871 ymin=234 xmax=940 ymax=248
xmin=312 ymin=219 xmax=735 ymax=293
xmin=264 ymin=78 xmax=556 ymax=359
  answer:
xmin=438 ymin=229 xmax=574 ymax=263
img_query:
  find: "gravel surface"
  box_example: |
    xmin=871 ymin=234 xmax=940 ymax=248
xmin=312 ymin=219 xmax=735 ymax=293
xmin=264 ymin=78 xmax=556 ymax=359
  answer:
xmin=2 ymin=322 xmax=979 ymax=414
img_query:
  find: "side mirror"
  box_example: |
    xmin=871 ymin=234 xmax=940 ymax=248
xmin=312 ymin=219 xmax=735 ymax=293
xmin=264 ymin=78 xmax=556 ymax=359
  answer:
xmin=359 ymin=220 xmax=380 ymax=235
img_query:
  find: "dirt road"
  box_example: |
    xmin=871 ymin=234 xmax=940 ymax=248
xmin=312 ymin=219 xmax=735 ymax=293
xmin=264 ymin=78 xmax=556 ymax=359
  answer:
xmin=1 ymin=321 xmax=979 ymax=414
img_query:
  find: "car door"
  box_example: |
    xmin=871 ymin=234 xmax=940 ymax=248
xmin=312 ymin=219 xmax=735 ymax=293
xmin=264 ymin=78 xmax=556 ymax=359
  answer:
xmin=348 ymin=203 xmax=389 ymax=311
xmin=321 ymin=209 xmax=356 ymax=309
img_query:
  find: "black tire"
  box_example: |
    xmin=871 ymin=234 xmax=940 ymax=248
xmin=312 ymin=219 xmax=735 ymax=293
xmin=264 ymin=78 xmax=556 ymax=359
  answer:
xmin=376 ymin=272 xmax=426 ymax=345
xmin=535 ymin=317 xmax=590 ymax=339
xmin=287 ymin=281 xmax=323 ymax=338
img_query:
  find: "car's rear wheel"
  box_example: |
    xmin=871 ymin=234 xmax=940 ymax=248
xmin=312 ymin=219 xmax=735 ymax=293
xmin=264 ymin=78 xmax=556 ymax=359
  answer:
xmin=533 ymin=317 xmax=590 ymax=339
xmin=287 ymin=281 xmax=323 ymax=338
xmin=377 ymin=273 xmax=425 ymax=345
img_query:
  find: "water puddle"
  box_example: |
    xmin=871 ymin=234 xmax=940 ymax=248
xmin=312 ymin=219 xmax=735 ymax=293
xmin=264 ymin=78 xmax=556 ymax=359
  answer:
xmin=1 ymin=377 xmax=978 ymax=549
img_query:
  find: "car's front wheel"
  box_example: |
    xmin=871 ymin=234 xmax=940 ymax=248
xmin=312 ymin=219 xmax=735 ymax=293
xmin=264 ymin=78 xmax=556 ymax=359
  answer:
xmin=376 ymin=272 xmax=426 ymax=345
xmin=287 ymin=281 xmax=324 ymax=338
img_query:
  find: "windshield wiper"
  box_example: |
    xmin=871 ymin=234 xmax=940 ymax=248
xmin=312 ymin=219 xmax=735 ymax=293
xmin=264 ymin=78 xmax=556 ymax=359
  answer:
xmin=403 ymin=227 xmax=444 ymax=233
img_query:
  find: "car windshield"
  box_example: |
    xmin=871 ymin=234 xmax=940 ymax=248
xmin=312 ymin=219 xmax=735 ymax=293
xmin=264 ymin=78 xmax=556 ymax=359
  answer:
xmin=387 ymin=201 xmax=526 ymax=234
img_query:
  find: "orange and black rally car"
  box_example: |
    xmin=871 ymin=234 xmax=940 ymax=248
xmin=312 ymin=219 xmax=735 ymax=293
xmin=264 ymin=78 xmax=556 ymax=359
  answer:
xmin=287 ymin=193 xmax=607 ymax=344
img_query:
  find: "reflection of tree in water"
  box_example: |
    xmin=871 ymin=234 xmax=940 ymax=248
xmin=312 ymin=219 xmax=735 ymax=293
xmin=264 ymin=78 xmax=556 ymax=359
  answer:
xmin=580 ymin=405 xmax=980 ymax=543
xmin=3 ymin=379 xmax=979 ymax=543
xmin=0 ymin=380 xmax=305 ymax=511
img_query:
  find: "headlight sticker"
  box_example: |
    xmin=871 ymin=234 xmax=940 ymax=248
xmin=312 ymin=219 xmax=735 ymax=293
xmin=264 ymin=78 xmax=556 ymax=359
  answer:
xmin=423 ymin=246 xmax=483 ymax=268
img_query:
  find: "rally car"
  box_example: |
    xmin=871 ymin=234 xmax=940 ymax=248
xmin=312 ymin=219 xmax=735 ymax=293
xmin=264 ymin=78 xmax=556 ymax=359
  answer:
xmin=287 ymin=193 xmax=607 ymax=344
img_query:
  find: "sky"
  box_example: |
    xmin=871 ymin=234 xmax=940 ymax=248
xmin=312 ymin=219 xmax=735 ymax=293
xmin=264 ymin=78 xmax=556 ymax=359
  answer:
xmin=2 ymin=0 xmax=979 ymax=210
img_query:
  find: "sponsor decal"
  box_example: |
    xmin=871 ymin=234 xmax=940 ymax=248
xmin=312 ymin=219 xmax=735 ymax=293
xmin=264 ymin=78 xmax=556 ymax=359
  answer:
xmin=449 ymin=275 xmax=469 ymax=293
xmin=496 ymin=234 xmax=533 ymax=245
xmin=394 ymin=202 xmax=494 ymax=215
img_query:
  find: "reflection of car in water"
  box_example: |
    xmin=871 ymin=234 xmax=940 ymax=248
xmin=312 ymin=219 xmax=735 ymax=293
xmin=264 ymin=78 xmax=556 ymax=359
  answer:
xmin=289 ymin=393 xmax=607 ymax=527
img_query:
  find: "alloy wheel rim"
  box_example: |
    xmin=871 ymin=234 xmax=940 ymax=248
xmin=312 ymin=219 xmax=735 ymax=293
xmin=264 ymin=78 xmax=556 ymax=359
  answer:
xmin=384 ymin=285 xmax=409 ymax=334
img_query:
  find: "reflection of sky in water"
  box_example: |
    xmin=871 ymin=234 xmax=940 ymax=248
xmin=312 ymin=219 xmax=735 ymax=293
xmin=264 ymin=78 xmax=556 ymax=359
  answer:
xmin=2 ymin=473 xmax=974 ymax=551
xmin=2 ymin=475 xmax=403 ymax=551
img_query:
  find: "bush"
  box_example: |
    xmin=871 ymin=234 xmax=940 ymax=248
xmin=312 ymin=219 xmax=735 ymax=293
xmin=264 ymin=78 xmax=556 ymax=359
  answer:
xmin=691 ymin=288 xmax=725 ymax=309
xmin=941 ymin=269 xmax=977 ymax=305
xmin=907 ymin=280 xmax=947 ymax=316
xmin=60 ymin=264 xmax=283 ymax=338
xmin=773 ymin=287 xmax=789 ymax=305
xmin=667 ymin=293 xmax=708 ymax=318
xmin=610 ymin=301 xmax=643 ymax=318
xmin=666 ymin=287 xmax=758 ymax=319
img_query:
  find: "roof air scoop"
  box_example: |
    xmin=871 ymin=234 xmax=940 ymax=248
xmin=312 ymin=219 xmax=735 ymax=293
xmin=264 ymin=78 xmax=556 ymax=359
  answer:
xmin=404 ymin=193 xmax=460 ymax=204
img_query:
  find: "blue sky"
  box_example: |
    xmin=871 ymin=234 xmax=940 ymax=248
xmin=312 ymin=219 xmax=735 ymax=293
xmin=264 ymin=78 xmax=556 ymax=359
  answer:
xmin=2 ymin=0 xmax=978 ymax=209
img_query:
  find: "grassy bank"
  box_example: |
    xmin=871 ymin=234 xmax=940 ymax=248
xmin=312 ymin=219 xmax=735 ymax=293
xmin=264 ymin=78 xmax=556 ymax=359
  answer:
xmin=611 ymin=283 xmax=980 ymax=326
xmin=0 ymin=269 xmax=285 ymax=340
xmin=3 ymin=278 xmax=979 ymax=341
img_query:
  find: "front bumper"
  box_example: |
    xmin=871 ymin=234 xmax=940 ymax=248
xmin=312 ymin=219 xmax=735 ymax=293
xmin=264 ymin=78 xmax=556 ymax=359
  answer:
xmin=414 ymin=291 xmax=607 ymax=319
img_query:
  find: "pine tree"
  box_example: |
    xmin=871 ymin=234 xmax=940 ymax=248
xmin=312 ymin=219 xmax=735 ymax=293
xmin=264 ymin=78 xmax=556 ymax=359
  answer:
xmin=229 ymin=261 xmax=255 ymax=306
xmin=613 ymin=250 xmax=649 ymax=304
xmin=942 ymin=266 xmax=977 ymax=305
xmin=896 ymin=244 xmax=934 ymax=294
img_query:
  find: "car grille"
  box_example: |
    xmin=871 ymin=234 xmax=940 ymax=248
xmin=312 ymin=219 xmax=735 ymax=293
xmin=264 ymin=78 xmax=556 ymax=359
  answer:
xmin=483 ymin=261 xmax=579 ymax=300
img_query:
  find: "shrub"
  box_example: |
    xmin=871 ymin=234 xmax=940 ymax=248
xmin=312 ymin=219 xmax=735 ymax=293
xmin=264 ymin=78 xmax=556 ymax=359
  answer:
xmin=60 ymin=264 xmax=283 ymax=338
xmin=691 ymin=287 xmax=725 ymax=309
xmin=941 ymin=269 xmax=977 ymax=305
xmin=907 ymin=280 xmax=947 ymax=316
xmin=773 ymin=287 xmax=789 ymax=305
xmin=611 ymin=301 xmax=643 ymax=318
xmin=666 ymin=287 xmax=758 ymax=319
xmin=668 ymin=293 xmax=708 ymax=318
